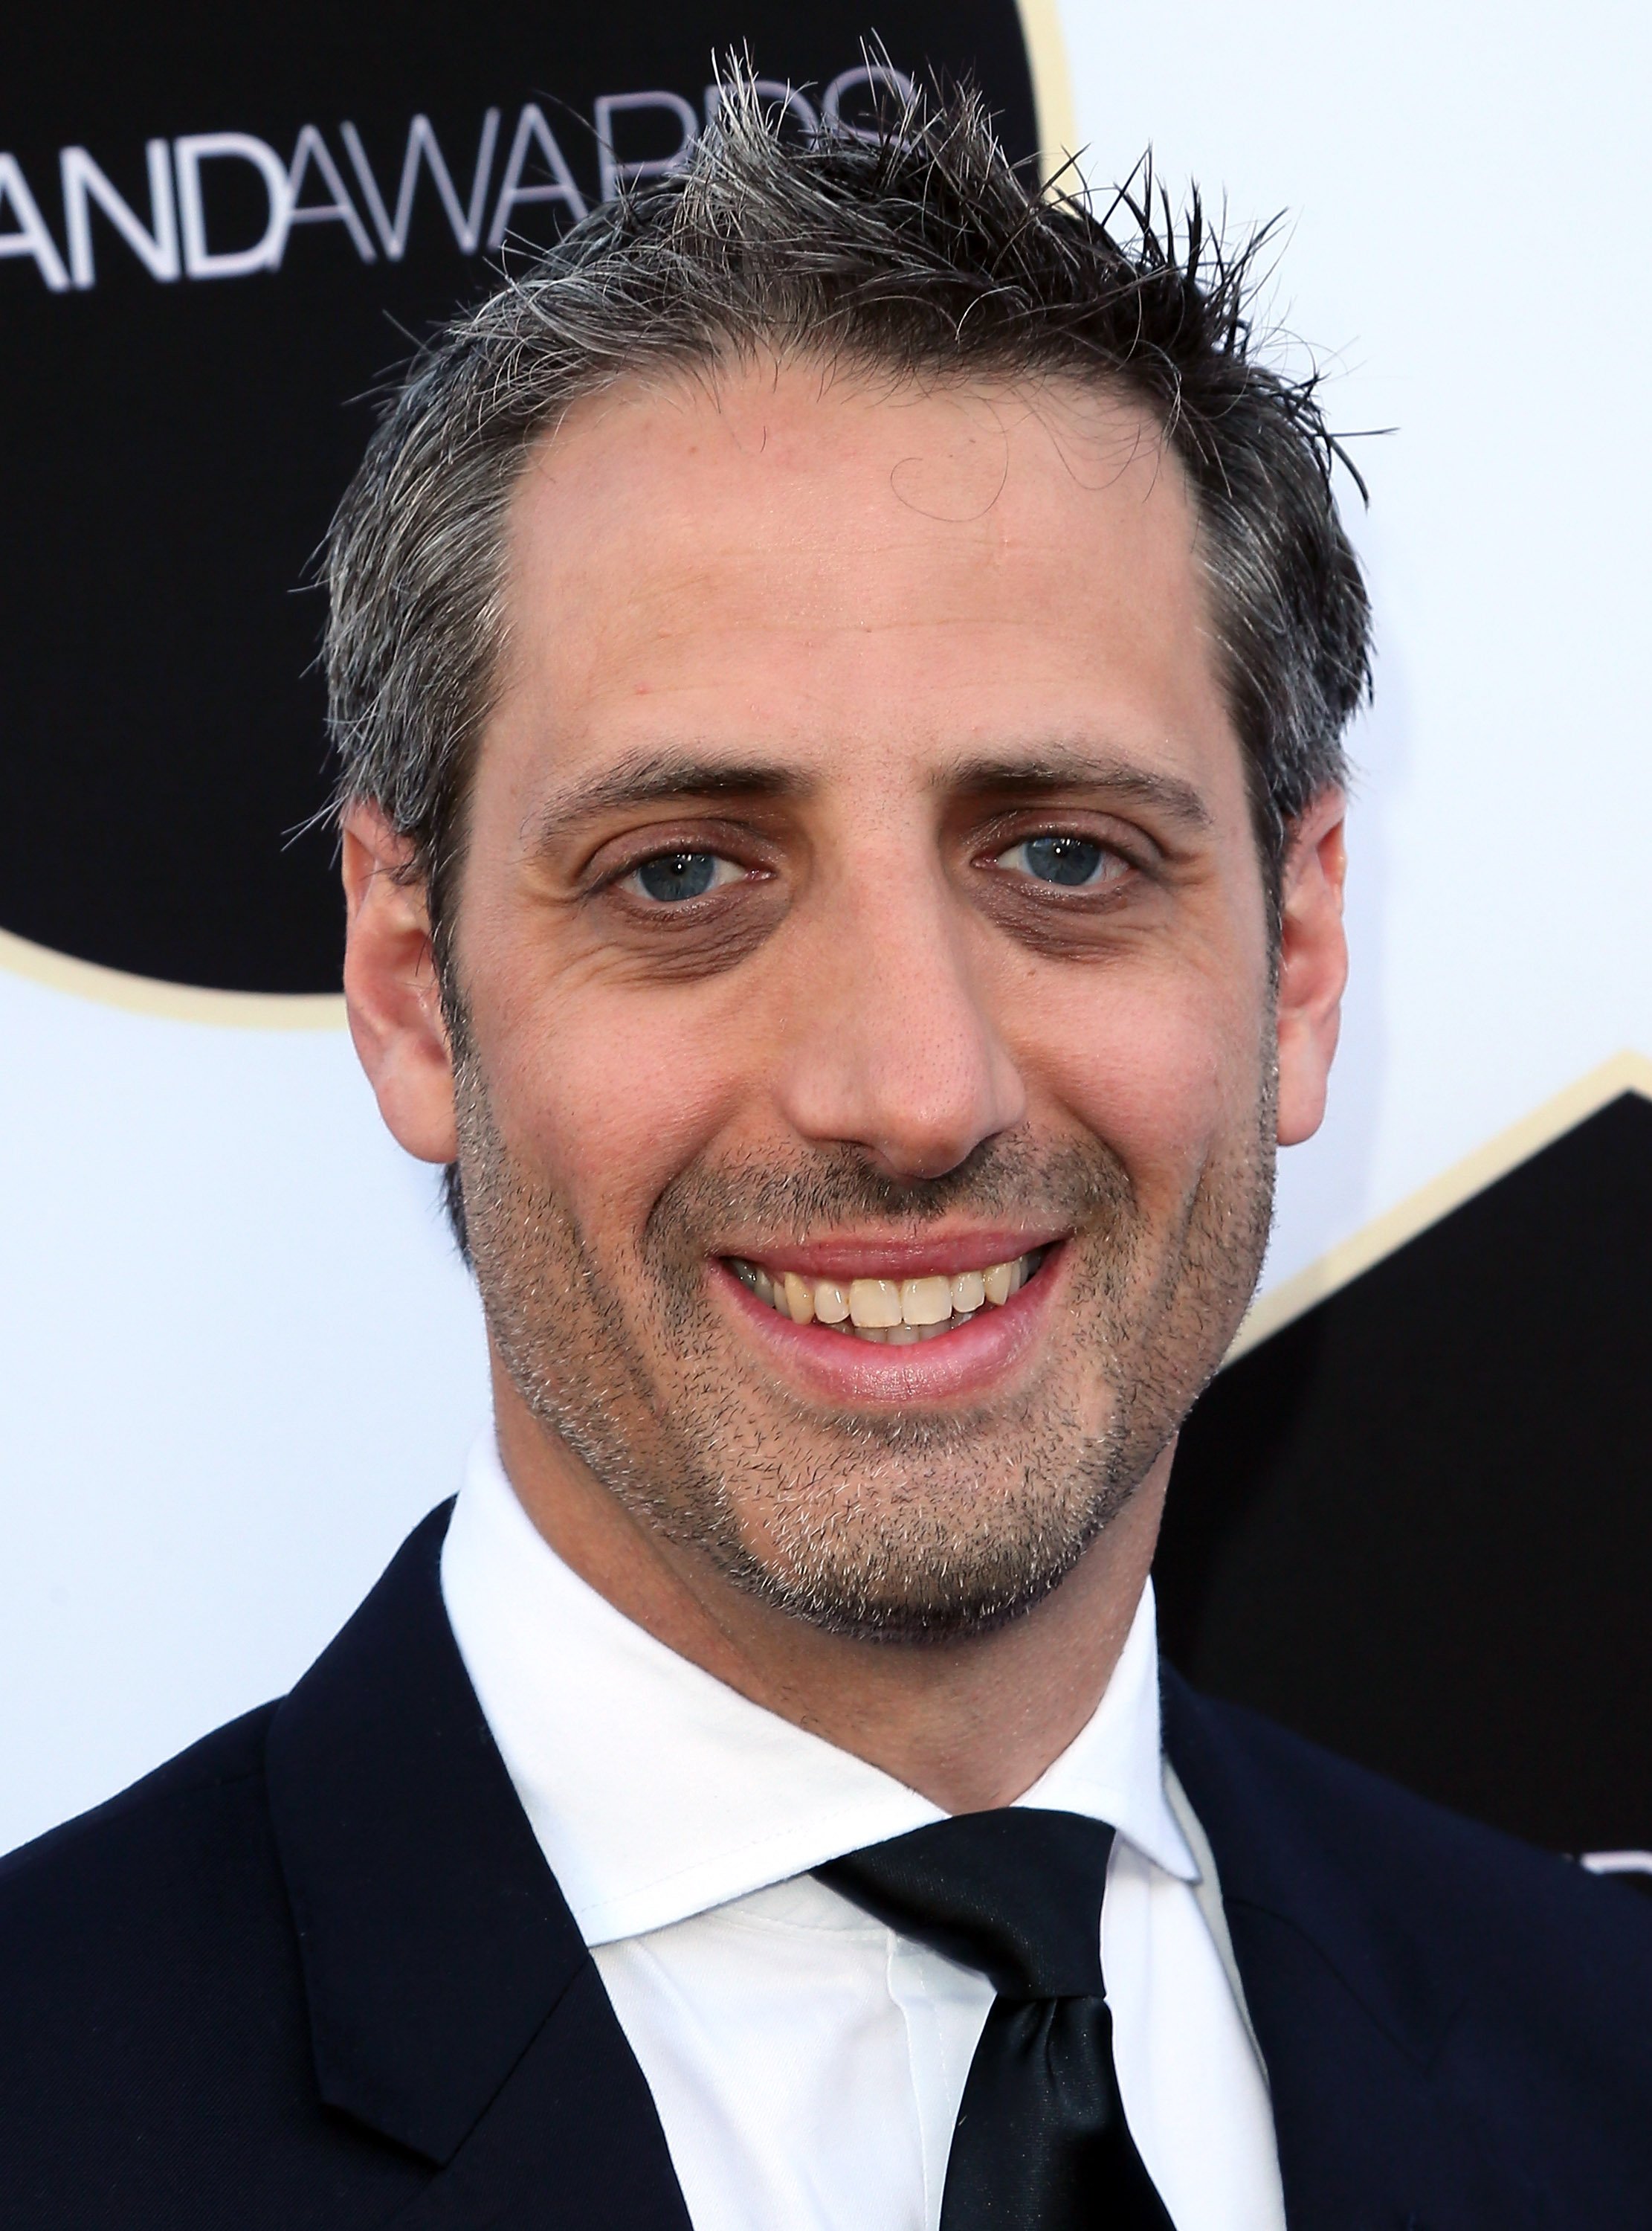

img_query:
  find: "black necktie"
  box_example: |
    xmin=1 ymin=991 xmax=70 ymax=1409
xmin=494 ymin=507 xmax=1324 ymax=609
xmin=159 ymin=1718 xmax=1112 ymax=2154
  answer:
xmin=817 ymin=1809 xmax=1175 ymax=2230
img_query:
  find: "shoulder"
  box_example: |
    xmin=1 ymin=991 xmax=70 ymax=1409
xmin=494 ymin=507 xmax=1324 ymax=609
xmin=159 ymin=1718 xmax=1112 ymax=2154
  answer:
xmin=0 ymin=1704 xmax=421 ymax=2227
xmin=1167 ymin=1671 xmax=1652 ymax=2203
xmin=0 ymin=1701 xmax=284 ymax=1968
xmin=0 ymin=1708 xmax=297 ymax=2145
xmin=1166 ymin=1669 xmax=1652 ymax=1953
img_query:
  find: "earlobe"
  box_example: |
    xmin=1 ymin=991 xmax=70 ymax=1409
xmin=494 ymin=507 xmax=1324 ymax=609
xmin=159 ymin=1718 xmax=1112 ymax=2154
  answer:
xmin=1274 ymin=788 xmax=1349 ymax=1149
xmin=341 ymin=804 xmax=459 ymax=1165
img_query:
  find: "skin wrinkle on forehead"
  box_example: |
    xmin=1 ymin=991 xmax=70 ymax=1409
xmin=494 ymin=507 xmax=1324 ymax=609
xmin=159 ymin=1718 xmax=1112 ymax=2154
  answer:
xmin=503 ymin=366 xmax=1203 ymax=628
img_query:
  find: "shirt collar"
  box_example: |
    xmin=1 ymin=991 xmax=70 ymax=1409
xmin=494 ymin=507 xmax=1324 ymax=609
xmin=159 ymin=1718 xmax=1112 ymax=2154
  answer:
xmin=441 ymin=1430 xmax=1196 ymax=1947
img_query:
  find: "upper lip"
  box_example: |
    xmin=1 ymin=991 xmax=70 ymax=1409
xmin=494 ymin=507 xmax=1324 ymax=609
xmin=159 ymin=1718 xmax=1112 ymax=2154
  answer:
xmin=717 ymin=1229 xmax=1067 ymax=1281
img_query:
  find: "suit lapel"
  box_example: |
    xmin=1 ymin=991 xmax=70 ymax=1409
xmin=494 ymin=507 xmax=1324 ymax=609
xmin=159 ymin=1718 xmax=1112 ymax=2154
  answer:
xmin=265 ymin=1504 xmax=692 ymax=2230
xmin=1161 ymin=1669 xmax=1543 ymax=2231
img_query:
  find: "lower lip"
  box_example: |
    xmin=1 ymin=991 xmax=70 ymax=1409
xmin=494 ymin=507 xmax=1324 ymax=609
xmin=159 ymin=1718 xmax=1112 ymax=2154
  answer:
xmin=710 ymin=1247 xmax=1066 ymax=1405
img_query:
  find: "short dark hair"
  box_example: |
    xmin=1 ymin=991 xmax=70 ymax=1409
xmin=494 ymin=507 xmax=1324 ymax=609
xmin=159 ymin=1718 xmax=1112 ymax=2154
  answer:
xmin=326 ymin=69 xmax=1371 ymax=959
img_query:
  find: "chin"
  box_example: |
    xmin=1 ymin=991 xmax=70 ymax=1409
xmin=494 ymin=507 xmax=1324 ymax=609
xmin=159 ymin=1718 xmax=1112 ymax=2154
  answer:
xmin=712 ymin=1472 xmax=1133 ymax=1646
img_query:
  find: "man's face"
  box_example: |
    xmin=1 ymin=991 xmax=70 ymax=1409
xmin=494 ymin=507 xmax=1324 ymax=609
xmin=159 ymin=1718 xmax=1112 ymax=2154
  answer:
xmin=436 ymin=364 xmax=1293 ymax=1640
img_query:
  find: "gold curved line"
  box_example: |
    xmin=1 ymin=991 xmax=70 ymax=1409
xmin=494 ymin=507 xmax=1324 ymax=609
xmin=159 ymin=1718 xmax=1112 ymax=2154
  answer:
xmin=1227 ymin=1049 xmax=1652 ymax=1363
xmin=0 ymin=926 xmax=346 ymax=1031
xmin=1013 ymin=0 xmax=1080 ymax=180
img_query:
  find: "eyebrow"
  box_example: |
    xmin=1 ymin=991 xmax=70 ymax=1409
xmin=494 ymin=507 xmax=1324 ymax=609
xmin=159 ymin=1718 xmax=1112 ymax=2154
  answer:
xmin=932 ymin=750 xmax=1215 ymax=831
xmin=523 ymin=751 xmax=816 ymax=846
xmin=523 ymin=741 xmax=1213 ymax=846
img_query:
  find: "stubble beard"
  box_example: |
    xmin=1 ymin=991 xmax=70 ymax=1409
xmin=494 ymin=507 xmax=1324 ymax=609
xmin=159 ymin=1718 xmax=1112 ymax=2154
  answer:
xmin=452 ymin=1049 xmax=1276 ymax=1644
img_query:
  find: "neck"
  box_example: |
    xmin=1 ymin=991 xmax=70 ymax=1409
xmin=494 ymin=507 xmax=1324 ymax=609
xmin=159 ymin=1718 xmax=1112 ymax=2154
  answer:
xmin=489 ymin=1360 xmax=1170 ymax=1815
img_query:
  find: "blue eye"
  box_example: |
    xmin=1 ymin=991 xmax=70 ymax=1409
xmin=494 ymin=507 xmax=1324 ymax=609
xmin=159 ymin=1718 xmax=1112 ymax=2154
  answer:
xmin=998 ymin=835 xmax=1115 ymax=887
xmin=627 ymin=851 xmax=740 ymax=903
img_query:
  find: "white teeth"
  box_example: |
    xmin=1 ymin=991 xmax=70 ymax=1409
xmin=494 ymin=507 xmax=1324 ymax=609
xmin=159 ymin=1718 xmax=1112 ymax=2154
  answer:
xmin=900 ymin=1275 xmax=952 ymax=1327
xmin=732 ymin=1250 xmax=1045 ymax=1343
xmin=848 ymin=1278 xmax=903 ymax=1329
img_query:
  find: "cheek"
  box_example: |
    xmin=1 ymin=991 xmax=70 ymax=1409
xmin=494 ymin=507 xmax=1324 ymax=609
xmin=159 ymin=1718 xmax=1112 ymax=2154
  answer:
xmin=483 ymin=985 xmax=746 ymax=1240
xmin=1017 ymin=962 xmax=1267 ymax=1188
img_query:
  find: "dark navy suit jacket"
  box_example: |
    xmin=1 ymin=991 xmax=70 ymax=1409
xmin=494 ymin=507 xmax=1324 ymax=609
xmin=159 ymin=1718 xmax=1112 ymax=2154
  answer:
xmin=4 ymin=1502 xmax=1651 ymax=2229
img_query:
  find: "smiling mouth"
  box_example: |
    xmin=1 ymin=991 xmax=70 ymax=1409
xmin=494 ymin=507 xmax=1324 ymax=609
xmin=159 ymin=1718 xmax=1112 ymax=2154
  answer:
xmin=726 ymin=1247 xmax=1051 ymax=1345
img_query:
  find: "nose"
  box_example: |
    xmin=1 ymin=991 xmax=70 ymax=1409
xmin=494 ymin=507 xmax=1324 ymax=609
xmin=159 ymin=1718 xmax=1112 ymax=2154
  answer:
xmin=774 ymin=851 xmax=1026 ymax=1182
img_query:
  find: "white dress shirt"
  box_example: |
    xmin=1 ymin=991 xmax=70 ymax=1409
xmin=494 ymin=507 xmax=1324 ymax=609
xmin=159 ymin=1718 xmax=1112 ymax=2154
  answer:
xmin=441 ymin=1432 xmax=1285 ymax=2231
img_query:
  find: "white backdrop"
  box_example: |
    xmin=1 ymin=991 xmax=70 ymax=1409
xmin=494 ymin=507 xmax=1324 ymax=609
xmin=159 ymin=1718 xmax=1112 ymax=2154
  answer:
xmin=4 ymin=0 xmax=1649 ymax=1853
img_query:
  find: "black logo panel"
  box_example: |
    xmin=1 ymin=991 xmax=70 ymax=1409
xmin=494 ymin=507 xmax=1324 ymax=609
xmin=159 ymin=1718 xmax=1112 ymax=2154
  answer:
xmin=2 ymin=4 xmax=1037 ymax=993
xmin=1158 ymin=1092 xmax=1652 ymax=1861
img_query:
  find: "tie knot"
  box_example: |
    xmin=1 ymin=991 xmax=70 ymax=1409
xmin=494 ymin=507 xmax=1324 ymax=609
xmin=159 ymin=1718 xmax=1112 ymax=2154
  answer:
xmin=816 ymin=1809 xmax=1114 ymax=2000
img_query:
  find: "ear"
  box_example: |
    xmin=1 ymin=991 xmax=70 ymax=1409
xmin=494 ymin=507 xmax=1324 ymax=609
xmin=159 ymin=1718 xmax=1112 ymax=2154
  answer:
xmin=341 ymin=804 xmax=459 ymax=1165
xmin=1274 ymin=786 xmax=1349 ymax=1148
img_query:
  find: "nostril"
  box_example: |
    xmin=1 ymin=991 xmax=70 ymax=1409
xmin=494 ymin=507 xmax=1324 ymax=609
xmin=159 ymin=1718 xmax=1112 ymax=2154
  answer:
xmin=868 ymin=1129 xmax=990 ymax=1187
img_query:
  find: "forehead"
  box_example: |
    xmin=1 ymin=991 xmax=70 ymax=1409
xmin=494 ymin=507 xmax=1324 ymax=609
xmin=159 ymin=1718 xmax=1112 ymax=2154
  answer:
xmin=490 ymin=358 xmax=1240 ymax=808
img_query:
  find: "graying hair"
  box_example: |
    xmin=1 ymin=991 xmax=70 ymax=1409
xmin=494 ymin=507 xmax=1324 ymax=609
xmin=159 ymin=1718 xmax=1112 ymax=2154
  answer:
xmin=325 ymin=71 xmax=1371 ymax=956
